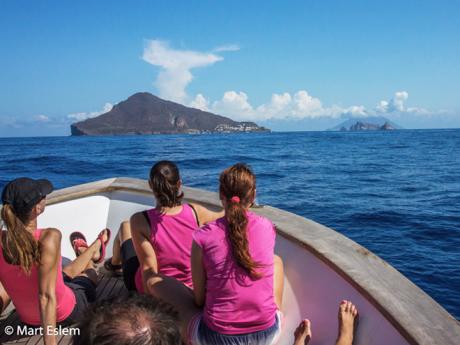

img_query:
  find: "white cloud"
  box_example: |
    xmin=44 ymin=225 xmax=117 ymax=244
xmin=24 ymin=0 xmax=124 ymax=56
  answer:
xmin=213 ymin=44 xmax=240 ymax=52
xmin=67 ymin=103 xmax=113 ymax=122
xmin=206 ymin=88 xmax=439 ymax=122
xmin=189 ymin=94 xmax=209 ymax=111
xmin=291 ymin=91 xmax=324 ymax=118
xmin=142 ymin=40 xmax=223 ymax=103
xmin=136 ymin=40 xmax=439 ymax=124
xmin=212 ymin=91 xmax=255 ymax=120
xmin=256 ymin=93 xmax=292 ymax=119
xmin=375 ymin=91 xmax=429 ymax=115
xmin=33 ymin=114 xmax=50 ymax=122
xmin=208 ymin=89 xmax=369 ymax=121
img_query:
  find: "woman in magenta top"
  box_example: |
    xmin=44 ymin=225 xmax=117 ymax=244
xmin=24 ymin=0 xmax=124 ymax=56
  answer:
xmin=188 ymin=163 xmax=284 ymax=344
xmin=0 ymin=178 xmax=109 ymax=345
xmin=124 ymin=160 xmax=223 ymax=293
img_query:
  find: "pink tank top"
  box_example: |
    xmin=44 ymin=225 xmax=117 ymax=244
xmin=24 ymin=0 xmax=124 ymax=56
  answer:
xmin=135 ymin=204 xmax=198 ymax=292
xmin=0 ymin=229 xmax=76 ymax=325
xmin=193 ymin=212 xmax=277 ymax=335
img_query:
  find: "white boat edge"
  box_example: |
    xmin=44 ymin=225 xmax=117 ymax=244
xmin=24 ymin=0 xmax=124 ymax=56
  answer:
xmin=3 ymin=177 xmax=460 ymax=344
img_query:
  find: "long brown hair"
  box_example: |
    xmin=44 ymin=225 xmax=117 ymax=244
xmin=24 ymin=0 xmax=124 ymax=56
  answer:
xmin=220 ymin=163 xmax=261 ymax=279
xmin=149 ymin=161 xmax=184 ymax=209
xmin=1 ymin=203 xmax=40 ymax=274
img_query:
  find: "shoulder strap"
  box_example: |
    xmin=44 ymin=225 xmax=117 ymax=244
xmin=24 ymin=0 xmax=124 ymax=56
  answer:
xmin=142 ymin=210 xmax=151 ymax=228
xmin=188 ymin=203 xmax=200 ymax=227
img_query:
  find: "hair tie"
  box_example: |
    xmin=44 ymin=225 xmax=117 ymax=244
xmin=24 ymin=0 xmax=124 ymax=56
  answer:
xmin=230 ymin=196 xmax=240 ymax=203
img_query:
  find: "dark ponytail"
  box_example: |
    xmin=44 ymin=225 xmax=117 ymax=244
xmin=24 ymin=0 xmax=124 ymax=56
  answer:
xmin=220 ymin=163 xmax=261 ymax=279
xmin=149 ymin=161 xmax=184 ymax=208
xmin=1 ymin=203 xmax=40 ymax=274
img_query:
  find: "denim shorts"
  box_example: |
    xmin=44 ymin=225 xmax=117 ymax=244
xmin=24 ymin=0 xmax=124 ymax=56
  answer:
xmin=187 ymin=311 xmax=282 ymax=345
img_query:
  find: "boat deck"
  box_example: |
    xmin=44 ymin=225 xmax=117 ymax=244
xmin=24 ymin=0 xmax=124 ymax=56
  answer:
xmin=0 ymin=270 xmax=128 ymax=345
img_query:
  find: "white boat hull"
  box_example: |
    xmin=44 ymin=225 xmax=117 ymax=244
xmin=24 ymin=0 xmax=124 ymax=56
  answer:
xmin=31 ymin=178 xmax=459 ymax=345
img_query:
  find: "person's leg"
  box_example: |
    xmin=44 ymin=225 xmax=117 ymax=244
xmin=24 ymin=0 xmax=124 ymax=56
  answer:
xmin=109 ymin=221 xmax=130 ymax=267
xmin=110 ymin=233 xmax=122 ymax=266
xmin=118 ymin=221 xmax=140 ymax=291
xmin=63 ymin=229 xmax=109 ymax=279
xmin=274 ymin=254 xmax=284 ymax=310
xmin=75 ymin=253 xmax=98 ymax=285
xmin=146 ymin=274 xmax=200 ymax=343
xmin=118 ymin=220 xmax=132 ymax=244
xmin=293 ymin=319 xmax=312 ymax=345
xmin=336 ymin=300 xmax=358 ymax=345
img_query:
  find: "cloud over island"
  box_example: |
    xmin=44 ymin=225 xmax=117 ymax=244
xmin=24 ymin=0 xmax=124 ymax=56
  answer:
xmin=142 ymin=40 xmax=438 ymax=124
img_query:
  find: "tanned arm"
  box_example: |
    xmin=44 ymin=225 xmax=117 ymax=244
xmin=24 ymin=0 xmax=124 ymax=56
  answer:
xmin=130 ymin=212 xmax=159 ymax=295
xmin=191 ymin=241 xmax=206 ymax=307
xmin=0 ymin=281 xmax=10 ymax=313
xmin=38 ymin=228 xmax=61 ymax=345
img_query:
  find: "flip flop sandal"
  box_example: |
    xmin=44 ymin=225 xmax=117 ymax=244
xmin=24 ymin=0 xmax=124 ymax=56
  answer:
xmin=94 ymin=228 xmax=111 ymax=264
xmin=104 ymin=258 xmax=123 ymax=275
xmin=70 ymin=232 xmax=88 ymax=257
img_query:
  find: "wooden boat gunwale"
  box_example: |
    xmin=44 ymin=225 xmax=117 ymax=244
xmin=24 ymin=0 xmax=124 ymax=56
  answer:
xmin=5 ymin=177 xmax=460 ymax=345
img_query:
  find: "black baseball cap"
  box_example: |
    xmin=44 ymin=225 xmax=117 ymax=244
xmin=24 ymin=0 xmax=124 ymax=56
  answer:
xmin=1 ymin=177 xmax=53 ymax=211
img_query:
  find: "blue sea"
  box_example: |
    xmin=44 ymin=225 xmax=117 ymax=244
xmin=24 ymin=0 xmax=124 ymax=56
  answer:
xmin=1 ymin=129 xmax=459 ymax=319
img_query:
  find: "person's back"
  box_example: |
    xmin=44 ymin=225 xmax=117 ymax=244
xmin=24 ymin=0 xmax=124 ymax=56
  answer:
xmin=193 ymin=212 xmax=277 ymax=333
xmin=134 ymin=204 xmax=197 ymax=291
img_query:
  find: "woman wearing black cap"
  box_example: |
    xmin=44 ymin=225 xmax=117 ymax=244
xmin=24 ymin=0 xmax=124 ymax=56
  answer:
xmin=0 ymin=177 xmax=109 ymax=345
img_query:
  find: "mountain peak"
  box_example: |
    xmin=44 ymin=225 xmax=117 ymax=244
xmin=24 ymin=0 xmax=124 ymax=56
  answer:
xmin=71 ymin=93 xmax=269 ymax=136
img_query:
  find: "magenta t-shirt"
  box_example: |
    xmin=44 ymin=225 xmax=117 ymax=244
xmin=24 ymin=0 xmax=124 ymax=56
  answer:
xmin=135 ymin=204 xmax=198 ymax=292
xmin=193 ymin=212 xmax=277 ymax=335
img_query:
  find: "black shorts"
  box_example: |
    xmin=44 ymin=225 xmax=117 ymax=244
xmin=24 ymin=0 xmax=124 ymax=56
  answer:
xmin=121 ymin=239 xmax=140 ymax=291
xmin=61 ymin=273 xmax=96 ymax=325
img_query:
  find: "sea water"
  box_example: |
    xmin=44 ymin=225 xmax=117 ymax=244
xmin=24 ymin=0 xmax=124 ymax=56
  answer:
xmin=0 ymin=129 xmax=459 ymax=319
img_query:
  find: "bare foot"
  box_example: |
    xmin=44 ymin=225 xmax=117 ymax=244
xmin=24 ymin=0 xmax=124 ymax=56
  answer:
xmin=90 ymin=229 xmax=109 ymax=262
xmin=293 ymin=319 xmax=311 ymax=345
xmin=336 ymin=300 xmax=358 ymax=345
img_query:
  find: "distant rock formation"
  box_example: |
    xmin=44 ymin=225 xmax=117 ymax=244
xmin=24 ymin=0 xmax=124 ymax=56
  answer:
xmin=71 ymin=92 xmax=269 ymax=136
xmin=330 ymin=116 xmax=401 ymax=132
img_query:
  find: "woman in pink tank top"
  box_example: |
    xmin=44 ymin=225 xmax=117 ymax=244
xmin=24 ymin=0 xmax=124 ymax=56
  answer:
xmin=0 ymin=178 xmax=109 ymax=345
xmin=108 ymin=161 xmax=223 ymax=293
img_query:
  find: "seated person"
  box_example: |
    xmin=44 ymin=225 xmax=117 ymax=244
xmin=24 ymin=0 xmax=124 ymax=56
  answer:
xmin=0 ymin=178 xmax=109 ymax=345
xmin=72 ymin=293 xmax=181 ymax=345
xmin=105 ymin=160 xmax=223 ymax=292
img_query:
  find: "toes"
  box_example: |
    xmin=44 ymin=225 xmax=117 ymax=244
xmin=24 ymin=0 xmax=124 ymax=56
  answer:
xmin=340 ymin=300 xmax=348 ymax=312
xmin=352 ymin=307 xmax=358 ymax=317
xmin=294 ymin=321 xmax=305 ymax=337
xmin=351 ymin=304 xmax=358 ymax=316
xmin=305 ymin=319 xmax=311 ymax=334
xmin=346 ymin=301 xmax=352 ymax=312
xmin=294 ymin=319 xmax=311 ymax=337
xmin=297 ymin=321 xmax=305 ymax=332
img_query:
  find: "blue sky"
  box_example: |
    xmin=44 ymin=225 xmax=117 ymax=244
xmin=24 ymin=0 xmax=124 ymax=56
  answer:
xmin=0 ymin=0 xmax=459 ymax=136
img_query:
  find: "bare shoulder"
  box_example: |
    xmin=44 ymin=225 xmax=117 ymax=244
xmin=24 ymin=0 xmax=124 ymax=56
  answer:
xmin=189 ymin=202 xmax=224 ymax=225
xmin=40 ymin=228 xmax=62 ymax=243
xmin=39 ymin=228 xmax=61 ymax=254
xmin=130 ymin=211 xmax=149 ymax=232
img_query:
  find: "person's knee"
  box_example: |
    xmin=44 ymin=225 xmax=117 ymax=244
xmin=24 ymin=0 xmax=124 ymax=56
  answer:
xmin=119 ymin=220 xmax=132 ymax=242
